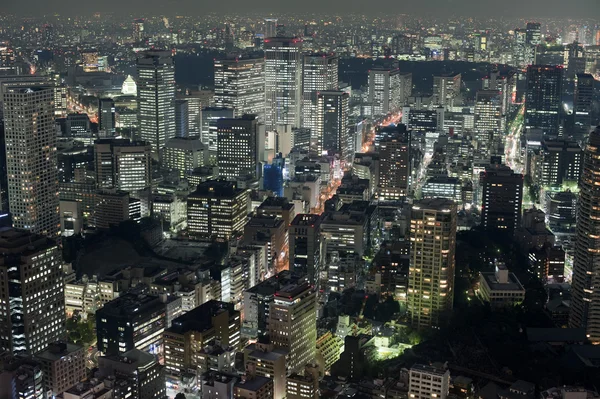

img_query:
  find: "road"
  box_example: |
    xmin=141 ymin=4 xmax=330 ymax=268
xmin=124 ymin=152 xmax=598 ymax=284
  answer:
xmin=504 ymin=104 xmax=525 ymax=173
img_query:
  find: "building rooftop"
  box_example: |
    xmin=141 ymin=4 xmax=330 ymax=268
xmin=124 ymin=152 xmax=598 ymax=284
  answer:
xmin=412 ymin=198 xmax=456 ymax=212
xmin=235 ymin=375 xmax=272 ymax=392
xmin=98 ymin=293 xmax=165 ymax=318
xmin=481 ymin=270 xmax=525 ymax=292
xmin=246 ymin=271 xmax=305 ymax=296
xmin=35 ymin=342 xmax=83 ymax=362
xmin=410 ymin=363 xmax=449 ymax=376
xmin=290 ymin=213 xmax=322 ymax=227
xmin=190 ymin=179 xmax=246 ymax=198
xmin=167 ymin=300 xmax=238 ymax=335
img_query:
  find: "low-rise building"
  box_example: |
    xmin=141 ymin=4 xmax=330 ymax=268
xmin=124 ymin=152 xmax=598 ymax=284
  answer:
xmin=408 ymin=364 xmax=450 ymax=399
xmin=234 ymin=375 xmax=274 ymax=399
xmin=36 ymin=342 xmax=86 ymax=399
xmin=478 ymin=263 xmax=526 ymax=308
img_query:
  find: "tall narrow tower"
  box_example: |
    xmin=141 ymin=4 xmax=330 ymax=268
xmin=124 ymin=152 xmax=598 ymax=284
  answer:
xmin=408 ymin=199 xmax=457 ymax=329
xmin=569 ymin=126 xmax=600 ymax=342
xmin=2 ymin=84 xmax=59 ymax=237
xmin=137 ymin=50 xmax=176 ymax=155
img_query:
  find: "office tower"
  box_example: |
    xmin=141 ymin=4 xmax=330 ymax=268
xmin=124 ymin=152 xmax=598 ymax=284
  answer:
xmin=0 ymin=228 xmax=65 ymax=354
xmin=96 ymin=293 xmax=167 ymax=356
xmin=570 ymin=127 xmax=600 ymax=342
xmin=480 ymin=164 xmax=524 ymax=234
xmin=35 ymin=342 xmax=86 ymax=398
xmin=573 ymin=73 xmax=594 ymax=143
xmin=433 ymin=73 xmax=461 ymax=107
xmin=133 ymin=18 xmax=145 ymax=42
xmin=368 ymin=63 xmax=410 ymax=116
xmin=264 ymin=18 xmax=278 ymax=38
xmin=315 ymin=91 xmax=349 ymax=160
xmin=187 ymin=180 xmax=249 ymax=239
xmin=526 ymin=22 xmax=542 ymax=46
xmin=66 ymin=113 xmax=92 ymax=138
xmin=376 ymin=127 xmax=411 ymax=200
xmin=6 ymin=360 xmax=45 ymax=399
xmin=217 ymin=115 xmax=259 ymax=181
xmin=525 ymin=65 xmax=563 ymax=138
xmin=163 ymin=137 xmax=206 ymax=178
xmin=174 ymin=99 xmax=189 ymax=138
xmin=54 ymin=84 xmax=67 ymax=118
xmin=408 ymin=364 xmax=451 ymax=399
xmin=94 ymin=139 xmax=152 ymax=193
xmin=287 ymin=366 xmax=319 ymax=399
xmin=474 ymin=90 xmax=504 ymax=155
xmin=2 ymin=84 xmax=60 ymax=238
xmin=98 ymin=98 xmax=116 ymax=136
xmin=163 ymin=300 xmax=240 ymax=376
xmin=200 ymin=107 xmax=234 ymax=155
xmin=289 ymin=214 xmax=322 ymax=284
xmin=302 ymin=54 xmax=339 ymax=135
xmin=268 ymin=281 xmax=317 ymax=374
xmin=214 ymin=57 xmax=265 ymax=121
xmin=93 ymin=190 xmax=136 ymax=229
xmin=98 ymin=349 xmax=166 ymax=399
xmin=264 ymin=37 xmax=303 ymax=130
xmin=136 ymin=50 xmax=176 ymax=154
xmin=538 ymin=140 xmax=583 ymax=187
xmin=407 ymin=199 xmax=457 ymax=329
xmin=513 ymin=28 xmax=534 ymax=68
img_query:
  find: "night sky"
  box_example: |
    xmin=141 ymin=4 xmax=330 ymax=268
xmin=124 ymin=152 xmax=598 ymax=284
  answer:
xmin=0 ymin=0 xmax=598 ymax=18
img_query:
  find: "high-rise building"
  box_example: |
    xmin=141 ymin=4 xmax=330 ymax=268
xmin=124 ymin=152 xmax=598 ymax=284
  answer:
xmin=525 ymin=65 xmax=563 ymax=138
xmin=289 ymin=214 xmax=323 ymax=285
xmin=199 ymin=107 xmax=234 ymax=158
xmin=264 ymin=37 xmax=303 ymax=130
xmin=163 ymin=300 xmax=240 ymax=376
xmin=2 ymin=84 xmax=60 ymax=238
xmin=214 ymin=57 xmax=265 ymax=121
xmin=264 ymin=18 xmax=278 ymax=38
xmin=315 ymin=91 xmax=350 ymax=161
xmin=573 ymin=73 xmax=594 ymax=143
xmin=96 ymin=293 xmax=167 ymax=356
xmin=163 ymin=137 xmax=206 ymax=179
xmin=526 ymin=22 xmax=542 ymax=46
xmin=474 ymin=90 xmax=504 ymax=155
xmin=133 ymin=19 xmax=145 ymax=42
xmin=98 ymin=98 xmax=116 ymax=136
xmin=268 ymin=281 xmax=317 ymax=374
xmin=187 ymin=180 xmax=249 ymax=240
xmin=569 ymin=127 xmax=600 ymax=342
xmin=0 ymin=228 xmax=65 ymax=354
xmin=302 ymin=54 xmax=339 ymax=135
xmin=217 ymin=115 xmax=260 ymax=181
xmin=538 ymin=140 xmax=583 ymax=187
xmin=407 ymin=199 xmax=457 ymax=329
xmin=433 ymin=73 xmax=461 ymax=108
xmin=368 ymin=63 xmax=411 ymax=116
xmin=480 ymin=164 xmax=524 ymax=234
xmin=136 ymin=50 xmax=176 ymax=154
xmin=174 ymin=99 xmax=189 ymax=138
xmin=35 ymin=342 xmax=86 ymax=398
xmin=94 ymin=139 xmax=152 ymax=193
xmin=98 ymin=349 xmax=166 ymax=399
xmin=376 ymin=127 xmax=411 ymax=200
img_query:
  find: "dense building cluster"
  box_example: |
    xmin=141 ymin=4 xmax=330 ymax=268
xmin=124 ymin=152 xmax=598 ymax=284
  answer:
xmin=0 ymin=10 xmax=599 ymax=399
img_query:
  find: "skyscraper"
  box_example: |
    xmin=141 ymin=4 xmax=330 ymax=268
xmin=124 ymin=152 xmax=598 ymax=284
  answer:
xmin=526 ymin=22 xmax=542 ymax=46
xmin=264 ymin=18 xmax=278 ymax=38
xmin=214 ymin=57 xmax=265 ymax=121
xmin=98 ymin=98 xmax=116 ymax=137
xmin=187 ymin=180 xmax=249 ymax=240
xmin=137 ymin=50 xmax=176 ymax=155
xmin=0 ymin=228 xmax=65 ymax=354
xmin=407 ymin=199 xmax=457 ymax=329
xmin=174 ymin=99 xmax=189 ymax=138
xmin=433 ymin=73 xmax=461 ymax=108
xmin=573 ymin=73 xmax=594 ymax=143
xmin=368 ymin=63 xmax=411 ymax=116
xmin=525 ymin=65 xmax=563 ymax=138
xmin=2 ymin=84 xmax=60 ymax=237
xmin=94 ymin=139 xmax=152 ymax=193
xmin=376 ymin=126 xmax=411 ymax=200
xmin=569 ymin=127 xmax=600 ymax=342
xmin=268 ymin=281 xmax=317 ymax=375
xmin=474 ymin=90 xmax=504 ymax=157
xmin=264 ymin=37 xmax=303 ymax=130
xmin=199 ymin=107 xmax=234 ymax=159
xmin=480 ymin=164 xmax=524 ymax=234
xmin=315 ymin=91 xmax=349 ymax=161
xmin=289 ymin=214 xmax=322 ymax=285
xmin=216 ymin=115 xmax=259 ymax=181
xmin=302 ymin=54 xmax=339 ymax=136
